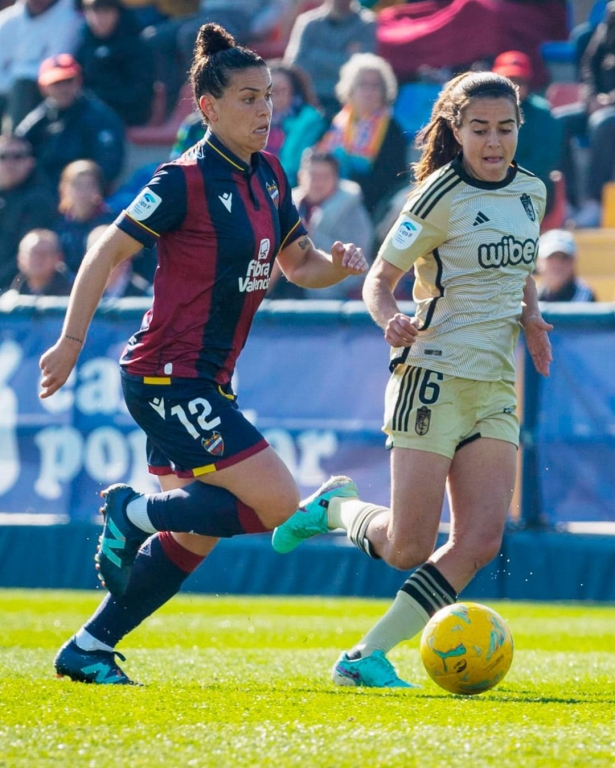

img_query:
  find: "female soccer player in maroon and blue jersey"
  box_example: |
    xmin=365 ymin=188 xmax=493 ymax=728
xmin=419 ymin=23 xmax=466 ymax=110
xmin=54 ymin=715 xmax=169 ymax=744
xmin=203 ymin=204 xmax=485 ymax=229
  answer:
xmin=39 ymin=23 xmax=368 ymax=684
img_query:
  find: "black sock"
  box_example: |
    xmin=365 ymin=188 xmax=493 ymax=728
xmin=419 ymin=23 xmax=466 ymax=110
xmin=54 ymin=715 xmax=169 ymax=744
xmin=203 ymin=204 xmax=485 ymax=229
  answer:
xmin=145 ymin=481 xmax=268 ymax=537
xmin=85 ymin=532 xmax=205 ymax=647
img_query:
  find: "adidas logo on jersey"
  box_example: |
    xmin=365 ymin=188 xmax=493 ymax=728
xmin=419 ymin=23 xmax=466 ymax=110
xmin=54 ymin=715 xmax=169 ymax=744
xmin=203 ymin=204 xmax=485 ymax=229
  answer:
xmin=473 ymin=211 xmax=490 ymax=226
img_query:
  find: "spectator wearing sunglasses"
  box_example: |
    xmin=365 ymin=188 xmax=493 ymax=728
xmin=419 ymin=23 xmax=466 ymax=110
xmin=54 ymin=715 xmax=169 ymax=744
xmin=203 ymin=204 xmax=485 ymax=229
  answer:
xmin=0 ymin=134 xmax=57 ymax=292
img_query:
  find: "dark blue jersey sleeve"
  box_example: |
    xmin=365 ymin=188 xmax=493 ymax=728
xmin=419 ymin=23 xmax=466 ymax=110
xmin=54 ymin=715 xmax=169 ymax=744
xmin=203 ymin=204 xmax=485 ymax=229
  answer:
xmin=261 ymin=152 xmax=307 ymax=250
xmin=115 ymin=164 xmax=188 ymax=248
xmin=278 ymin=178 xmax=307 ymax=249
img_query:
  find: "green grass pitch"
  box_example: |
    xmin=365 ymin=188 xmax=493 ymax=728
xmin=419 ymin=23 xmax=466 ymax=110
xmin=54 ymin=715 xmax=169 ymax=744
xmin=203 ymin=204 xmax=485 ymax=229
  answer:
xmin=1 ymin=590 xmax=614 ymax=767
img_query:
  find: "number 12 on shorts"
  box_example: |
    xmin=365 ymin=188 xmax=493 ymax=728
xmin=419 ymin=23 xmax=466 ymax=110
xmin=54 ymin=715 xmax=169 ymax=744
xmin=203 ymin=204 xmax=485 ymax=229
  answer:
xmin=170 ymin=398 xmax=221 ymax=440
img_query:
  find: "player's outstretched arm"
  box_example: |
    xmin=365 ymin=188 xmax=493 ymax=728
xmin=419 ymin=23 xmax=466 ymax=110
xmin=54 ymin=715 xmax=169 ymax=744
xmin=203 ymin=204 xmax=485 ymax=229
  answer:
xmin=363 ymin=255 xmax=419 ymax=348
xmin=39 ymin=226 xmax=143 ymax=399
xmin=276 ymin=235 xmax=368 ymax=289
xmin=520 ymin=274 xmax=553 ymax=378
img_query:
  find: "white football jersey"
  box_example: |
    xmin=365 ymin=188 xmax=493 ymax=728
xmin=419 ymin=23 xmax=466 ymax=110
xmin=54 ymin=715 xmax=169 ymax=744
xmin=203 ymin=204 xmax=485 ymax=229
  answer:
xmin=379 ymin=157 xmax=546 ymax=382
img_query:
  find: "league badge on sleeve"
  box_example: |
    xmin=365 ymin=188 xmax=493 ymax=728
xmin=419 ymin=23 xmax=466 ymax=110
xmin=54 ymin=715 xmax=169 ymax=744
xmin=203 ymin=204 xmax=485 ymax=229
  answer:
xmin=127 ymin=187 xmax=163 ymax=221
xmin=392 ymin=216 xmax=423 ymax=250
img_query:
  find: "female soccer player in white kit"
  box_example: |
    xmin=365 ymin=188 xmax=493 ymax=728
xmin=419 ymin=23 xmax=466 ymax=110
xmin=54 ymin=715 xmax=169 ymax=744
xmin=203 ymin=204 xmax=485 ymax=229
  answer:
xmin=273 ymin=70 xmax=553 ymax=687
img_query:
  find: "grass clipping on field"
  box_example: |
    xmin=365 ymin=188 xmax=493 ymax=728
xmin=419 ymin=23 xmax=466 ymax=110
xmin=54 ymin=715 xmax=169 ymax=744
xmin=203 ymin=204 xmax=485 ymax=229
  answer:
xmin=1 ymin=591 xmax=614 ymax=767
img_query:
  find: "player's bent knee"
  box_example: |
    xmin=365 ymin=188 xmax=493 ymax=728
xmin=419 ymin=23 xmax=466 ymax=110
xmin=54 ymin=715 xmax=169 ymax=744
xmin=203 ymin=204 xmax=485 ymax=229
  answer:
xmin=255 ymin=488 xmax=301 ymax=529
xmin=385 ymin=540 xmax=434 ymax=571
xmin=476 ymin=538 xmax=504 ymax=570
xmin=172 ymin=531 xmax=219 ymax=556
xmin=456 ymin=532 xmax=504 ymax=571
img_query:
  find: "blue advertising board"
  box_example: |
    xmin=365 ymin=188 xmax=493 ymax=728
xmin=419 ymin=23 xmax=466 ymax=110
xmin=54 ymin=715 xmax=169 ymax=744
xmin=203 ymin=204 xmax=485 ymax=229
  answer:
xmin=0 ymin=300 xmax=398 ymax=522
xmin=529 ymin=314 xmax=615 ymax=525
xmin=1 ymin=300 xmax=614 ymax=525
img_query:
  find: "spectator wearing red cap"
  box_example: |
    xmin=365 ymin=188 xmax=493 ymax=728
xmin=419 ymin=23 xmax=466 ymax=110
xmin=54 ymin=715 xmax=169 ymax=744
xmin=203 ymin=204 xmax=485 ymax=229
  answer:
xmin=38 ymin=54 xmax=82 ymax=88
xmin=0 ymin=0 xmax=82 ymax=131
xmin=492 ymin=51 xmax=563 ymax=215
xmin=14 ymin=54 xmax=125 ymax=196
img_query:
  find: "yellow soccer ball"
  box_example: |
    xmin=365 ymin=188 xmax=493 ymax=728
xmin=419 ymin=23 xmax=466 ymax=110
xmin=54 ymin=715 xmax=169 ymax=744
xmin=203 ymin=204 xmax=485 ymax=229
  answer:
xmin=420 ymin=602 xmax=514 ymax=695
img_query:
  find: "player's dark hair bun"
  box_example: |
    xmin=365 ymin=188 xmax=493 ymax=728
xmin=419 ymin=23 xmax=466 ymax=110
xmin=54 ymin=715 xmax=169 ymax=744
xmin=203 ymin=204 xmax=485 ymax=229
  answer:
xmin=195 ymin=23 xmax=236 ymax=58
xmin=189 ymin=20 xmax=263 ymax=104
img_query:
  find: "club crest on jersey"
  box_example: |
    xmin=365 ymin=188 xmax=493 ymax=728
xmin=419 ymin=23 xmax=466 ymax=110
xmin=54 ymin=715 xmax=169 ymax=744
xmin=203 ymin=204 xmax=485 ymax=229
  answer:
xmin=392 ymin=216 xmax=423 ymax=249
xmin=258 ymin=238 xmax=271 ymax=260
xmin=127 ymin=187 xmax=162 ymax=221
xmin=202 ymin=431 xmax=225 ymax=456
xmin=415 ymin=406 xmax=431 ymax=436
xmin=520 ymin=194 xmax=536 ymax=222
xmin=266 ymin=182 xmax=279 ymax=206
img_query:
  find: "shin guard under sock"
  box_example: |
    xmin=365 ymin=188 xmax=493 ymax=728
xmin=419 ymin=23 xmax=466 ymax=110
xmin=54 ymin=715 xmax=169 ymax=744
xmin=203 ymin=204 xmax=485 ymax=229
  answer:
xmin=144 ymin=481 xmax=268 ymax=537
xmin=84 ymin=532 xmax=206 ymax=647
xmin=352 ymin=563 xmax=458 ymax=657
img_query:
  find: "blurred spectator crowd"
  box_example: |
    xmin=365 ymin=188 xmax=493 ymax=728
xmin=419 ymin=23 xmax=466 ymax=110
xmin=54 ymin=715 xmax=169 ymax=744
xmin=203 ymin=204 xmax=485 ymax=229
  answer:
xmin=0 ymin=0 xmax=611 ymax=304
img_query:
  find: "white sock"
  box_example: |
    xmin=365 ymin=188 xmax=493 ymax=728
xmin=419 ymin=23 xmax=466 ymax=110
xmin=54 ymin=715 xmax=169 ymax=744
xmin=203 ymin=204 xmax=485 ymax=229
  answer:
xmin=351 ymin=564 xmax=458 ymax=657
xmin=125 ymin=496 xmax=156 ymax=533
xmin=328 ymin=497 xmax=386 ymax=531
xmin=74 ymin=627 xmax=115 ymax=653
xmin=351 ymin=590 xmax=430 ymax=657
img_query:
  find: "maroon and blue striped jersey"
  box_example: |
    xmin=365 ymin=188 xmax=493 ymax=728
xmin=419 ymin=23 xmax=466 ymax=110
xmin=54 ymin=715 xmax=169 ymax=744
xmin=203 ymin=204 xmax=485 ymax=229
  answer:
xmin=115 ymin=131 xmax=307 ymax=385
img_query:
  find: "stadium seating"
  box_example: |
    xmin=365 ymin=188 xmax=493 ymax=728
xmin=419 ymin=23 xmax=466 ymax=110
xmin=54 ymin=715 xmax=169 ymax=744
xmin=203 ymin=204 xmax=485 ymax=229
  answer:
xmin=249 ymin=0 xmax=323 ymax=61
xmin=393 ymin=82 xmax=442 ymax=142
xmin=545 ymin=81 xmax=583 ymax=110
xmin=540 ymin=40 xmax=576 ymax=84
xmin=541 ymin=171 xmax=567 ymax=232
xmin=148 ymin=80 xmax=169 ymax=128
xmin=573 ymin=228 xmax=615 ymax=272
xmin=585 ymin=277 xmax=615 ymax=301
xmin=601 ymin=181 xmax=615 ymax=226
xmin=572 ymin=227 xmax=615 ymax=301
xmin=123 ymin=82 xmax=194 ymax=180
xmin=376 ymin=0 xmax=568 ymax=89
xmin=127 ymin=82 xmax=194 ymax=146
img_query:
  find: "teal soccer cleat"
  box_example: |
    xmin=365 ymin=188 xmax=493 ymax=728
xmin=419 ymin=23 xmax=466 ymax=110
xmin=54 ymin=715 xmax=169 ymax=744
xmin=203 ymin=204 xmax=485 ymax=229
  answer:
xmin=95 ymin=483 xmax=148 ymax=598
xmin=271 ymin=475 xmax=358 ymax=554
xmin=331 ymin=650 xmax=420 ymax=689
xmin=54 ymin=638 xmax=138 ymax=685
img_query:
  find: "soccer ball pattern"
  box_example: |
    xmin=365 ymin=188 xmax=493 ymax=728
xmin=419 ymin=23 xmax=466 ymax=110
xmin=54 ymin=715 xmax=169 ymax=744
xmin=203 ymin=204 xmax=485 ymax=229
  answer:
xmin=420 ymin=602 xmax=514 ymax=695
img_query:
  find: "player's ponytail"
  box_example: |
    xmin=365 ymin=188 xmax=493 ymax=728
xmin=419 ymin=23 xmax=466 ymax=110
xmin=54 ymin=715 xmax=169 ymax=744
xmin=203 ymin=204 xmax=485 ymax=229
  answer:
xmin=189 ymin=22 xmax=265 ymax=113
xmin=413 ymin=71 xmax=522 ymax=183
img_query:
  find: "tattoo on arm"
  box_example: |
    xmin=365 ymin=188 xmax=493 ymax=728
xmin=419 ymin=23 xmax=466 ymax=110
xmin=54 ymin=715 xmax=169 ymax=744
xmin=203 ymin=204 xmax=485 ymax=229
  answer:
xmin=297 ymin=237 xmax=310 ymax=251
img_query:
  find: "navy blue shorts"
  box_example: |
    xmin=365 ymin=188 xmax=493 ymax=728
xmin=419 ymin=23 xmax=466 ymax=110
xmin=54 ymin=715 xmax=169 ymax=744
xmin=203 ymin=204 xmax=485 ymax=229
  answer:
xmin=121 ymin=374 xmax=268 ymax=478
